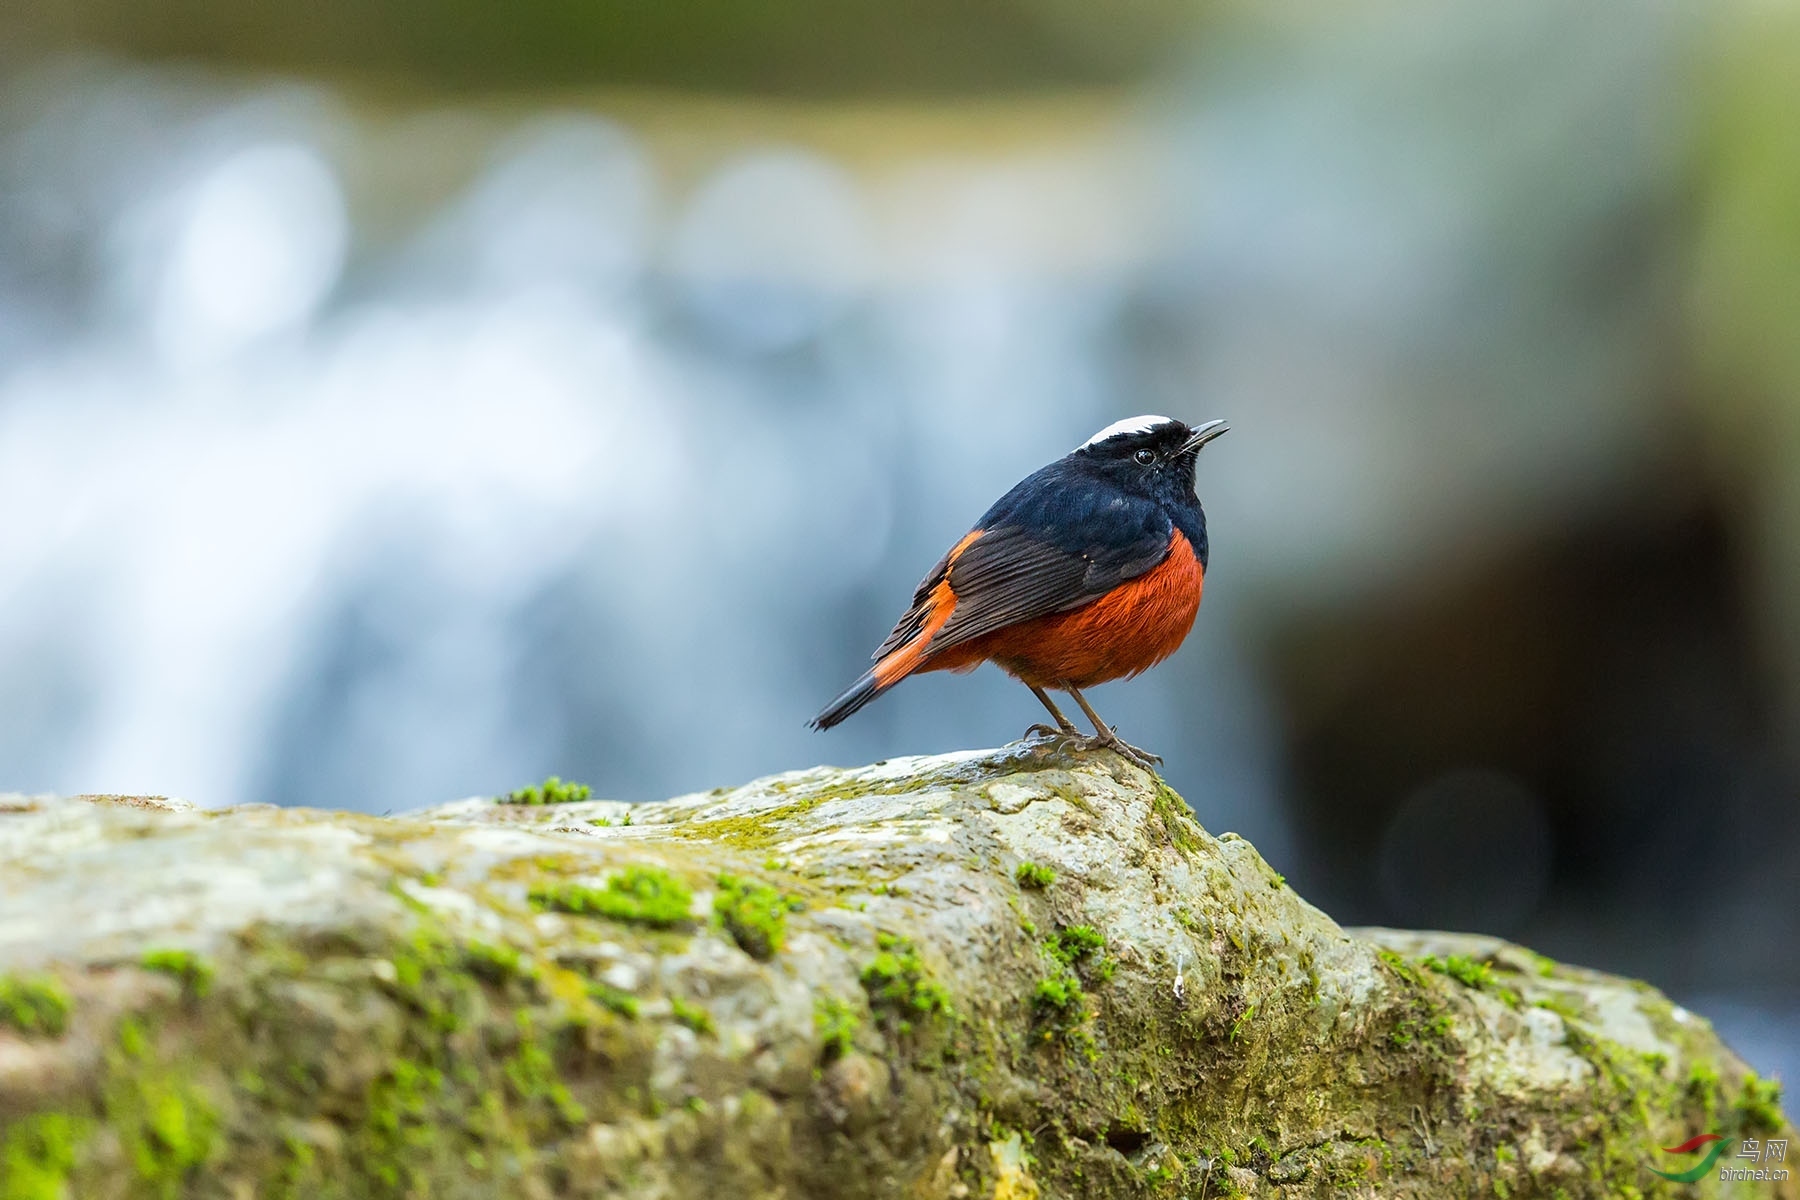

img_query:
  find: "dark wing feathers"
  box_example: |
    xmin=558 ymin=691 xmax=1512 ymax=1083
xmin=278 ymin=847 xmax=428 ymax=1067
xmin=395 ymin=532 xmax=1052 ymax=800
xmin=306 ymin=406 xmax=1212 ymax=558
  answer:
xmin=934 ymin=530 xmax=1090 ymax=641
xmin=871 ymin=542 xmax=956 ymax=662
xmin=869 ymin=463 xmax=1176 ymax=668
xmin=930 ymin=514 xmax=1169 ymax=651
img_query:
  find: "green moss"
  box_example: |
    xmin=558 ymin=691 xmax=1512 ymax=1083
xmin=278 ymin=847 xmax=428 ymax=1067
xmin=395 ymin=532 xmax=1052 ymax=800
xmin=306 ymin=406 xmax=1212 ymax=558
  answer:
xmin=1151 ymin=782 xmax=1204 ymax=851
xmin=1421 ymin=953 xmax=1491 ymax=989
xmin=498 ymin=775 xmax=592 ymax=805
xmin=1014 ymin=861 xmax=1056 ymax=889
xmin=382 ymin=925 xmax=476 ymax=1036
xmin=501 ymin=1011 xmax=586 ymax=1126
xmin=670 ymin=996 xmax=714 ymax=1035
xmin=1551 ymin=1025 xmax=1745 ymax=1192
xmin=586 ymin=981 xmax=639 ymax=1019
xmin=860 ymin=934 xmax=951 ymax=1025
xmin=1033 ymin=974 xmax=1084 ymax=1013
xmin=1686 ymin=1061 xmax=1722 ymax=1108
xmin=326 ymin=913 xmax=602 ymax=1194
xmin=1421 ymin=953 xmax=1522 ymax=1007
xmin=28 ymin=906 xmax=625 ymax=1198
xmin=1533 ymin=992 xmax=1581 ymax=1021
xmin=360 ymin=1058 xmax=446 ymax=1187
xmin=271 ymin=1130 xmax=317 ymax=1197
xmin=0 ymin=1113 xmax=90 ymax=1200
xmin=0 ymin=975 xmax=71 ymax=1038
xmin=1027 ymin=923 xmax=1111 ymax=1059
xmin=1141 ymin=1149 xmax=1183 ymax=1185
xmin=528 ymin=865 xmax=693 ymax=928
xmin=1385 ymin=993 xmax=1455 ymax=1056
xmin=1200 ymin=1146 xmax=1241 ymax=1195
xmin=105 ymin=1017 xmax=219 ymax=1196
xmin=678 ymin=796 xmax=825 ymax=852
xmin=712 ymin=874 xmax=788 ymax=960
xmin=815 ymin=996 xmax=861 ymax=1062
xmin=1046 ymin=925 xmax=1104 ymax=966
xmin=1733 ymin=1071 xmax=1785 ymax=1135
xmin=140 ymin=949 xmax=215 ymax=999
xmin=1376 ymin=949 xmax=1426 ymax=988
xmin=461 ymin=940 xmax=528 ymax=986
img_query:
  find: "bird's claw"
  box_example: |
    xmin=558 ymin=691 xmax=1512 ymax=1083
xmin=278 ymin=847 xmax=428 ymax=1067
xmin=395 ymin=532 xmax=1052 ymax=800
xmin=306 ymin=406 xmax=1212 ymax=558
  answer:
xmin=1113 ymin=745 xmax=1163 ymax=772
xmin=1092 ymin=730 xmax=1162 ymax=771
xmin=1022 ymin=721 xmax=1159 ymax=772
xmin=1043 ymin=732 xmax=1163 ymax=772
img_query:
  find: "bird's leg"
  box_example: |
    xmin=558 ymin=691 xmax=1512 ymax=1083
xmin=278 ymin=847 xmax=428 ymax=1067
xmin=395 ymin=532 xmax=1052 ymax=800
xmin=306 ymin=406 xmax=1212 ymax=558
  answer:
xmin=1024 ymin=684 xmax=1082 ymax=740
xmin=1065 ymin=685 xmax=1163 ymax=770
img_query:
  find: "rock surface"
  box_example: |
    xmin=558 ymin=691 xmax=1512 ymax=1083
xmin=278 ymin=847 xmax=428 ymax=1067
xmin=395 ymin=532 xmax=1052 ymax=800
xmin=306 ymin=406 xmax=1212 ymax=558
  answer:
xmin=0 ymin=745 xmax=1791 ymax=1198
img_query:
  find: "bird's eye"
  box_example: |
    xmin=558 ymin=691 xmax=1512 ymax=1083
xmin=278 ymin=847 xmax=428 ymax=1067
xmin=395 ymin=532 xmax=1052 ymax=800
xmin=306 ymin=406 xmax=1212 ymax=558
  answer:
xmin=1134 ymin=448 xmax=1156 ymax=465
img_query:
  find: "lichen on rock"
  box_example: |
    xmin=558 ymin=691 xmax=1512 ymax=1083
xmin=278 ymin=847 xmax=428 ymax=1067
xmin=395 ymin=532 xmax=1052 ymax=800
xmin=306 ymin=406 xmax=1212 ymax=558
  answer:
xmin=0 ymin=746 xmax=1790 ymax=1198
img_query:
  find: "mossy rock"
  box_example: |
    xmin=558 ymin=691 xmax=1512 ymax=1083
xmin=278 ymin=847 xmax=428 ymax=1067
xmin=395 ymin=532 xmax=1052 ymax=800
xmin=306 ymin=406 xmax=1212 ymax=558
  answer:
xmin=0 ymin=745 xmax=1790 ymax=1198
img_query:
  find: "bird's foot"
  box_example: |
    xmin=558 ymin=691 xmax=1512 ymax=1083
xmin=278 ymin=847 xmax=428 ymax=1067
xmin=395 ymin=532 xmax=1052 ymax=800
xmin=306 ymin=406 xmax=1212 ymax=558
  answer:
xmin=1086 ymin=728 xmax=1162 ymax=772
xmin=1020 ymin=721 xmax=1156 ymax=770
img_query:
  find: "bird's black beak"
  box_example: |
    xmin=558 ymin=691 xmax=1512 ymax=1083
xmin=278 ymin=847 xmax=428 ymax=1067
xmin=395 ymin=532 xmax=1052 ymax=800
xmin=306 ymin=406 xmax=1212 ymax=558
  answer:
xmin=1179 ymin=419 xmax=1229 ymax=454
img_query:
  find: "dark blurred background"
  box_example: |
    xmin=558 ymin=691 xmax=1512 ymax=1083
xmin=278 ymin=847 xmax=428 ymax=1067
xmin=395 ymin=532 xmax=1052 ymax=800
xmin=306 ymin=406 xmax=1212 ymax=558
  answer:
xmin=3 ymin=0 xmax=1795 ymax=1082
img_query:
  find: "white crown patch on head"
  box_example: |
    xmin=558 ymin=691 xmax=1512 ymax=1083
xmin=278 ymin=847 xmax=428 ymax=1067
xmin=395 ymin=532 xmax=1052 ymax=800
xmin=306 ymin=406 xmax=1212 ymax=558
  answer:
xmin=1080 ymin=414 xmax=1176 ymax=450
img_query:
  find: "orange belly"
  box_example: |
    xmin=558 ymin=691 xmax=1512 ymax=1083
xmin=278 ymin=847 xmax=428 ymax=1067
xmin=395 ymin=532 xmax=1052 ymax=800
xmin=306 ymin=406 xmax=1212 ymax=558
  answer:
xmin=926 ymin=530 xmax=1204 ymax=688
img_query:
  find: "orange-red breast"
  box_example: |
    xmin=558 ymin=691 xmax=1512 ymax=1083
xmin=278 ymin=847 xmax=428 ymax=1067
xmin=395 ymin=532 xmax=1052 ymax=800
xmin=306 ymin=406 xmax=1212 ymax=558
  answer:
xmin=812 ymin=415 xmax=1228 ymax=767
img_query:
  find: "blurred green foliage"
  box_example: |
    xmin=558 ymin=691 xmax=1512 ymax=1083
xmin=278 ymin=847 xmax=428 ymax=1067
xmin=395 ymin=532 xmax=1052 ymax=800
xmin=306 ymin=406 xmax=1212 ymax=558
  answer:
xmin=13 ymin=0 xmax=1203 ymax=95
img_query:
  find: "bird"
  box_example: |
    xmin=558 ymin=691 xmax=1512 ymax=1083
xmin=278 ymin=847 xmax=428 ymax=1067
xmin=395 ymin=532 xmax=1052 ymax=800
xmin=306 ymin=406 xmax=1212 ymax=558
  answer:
xmin=811 ymin=414 xmax=1228 ymax=769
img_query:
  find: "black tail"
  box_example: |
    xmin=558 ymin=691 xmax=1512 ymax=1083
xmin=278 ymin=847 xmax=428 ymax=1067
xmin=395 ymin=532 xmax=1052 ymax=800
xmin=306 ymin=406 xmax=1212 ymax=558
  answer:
xmin=810 ymin=669 xmax=892 ymax=730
